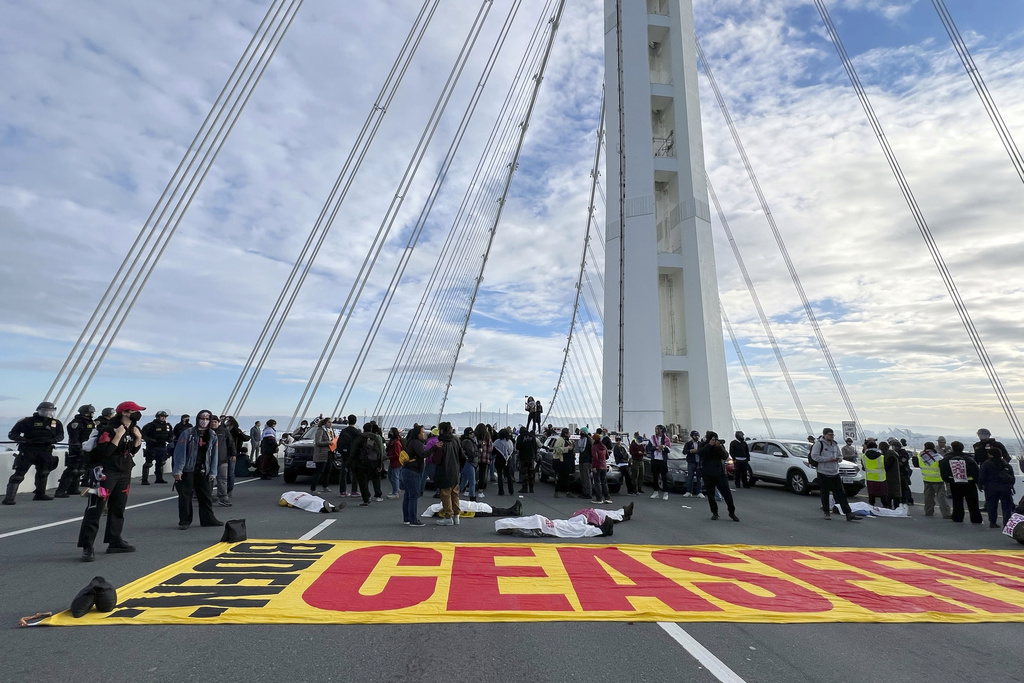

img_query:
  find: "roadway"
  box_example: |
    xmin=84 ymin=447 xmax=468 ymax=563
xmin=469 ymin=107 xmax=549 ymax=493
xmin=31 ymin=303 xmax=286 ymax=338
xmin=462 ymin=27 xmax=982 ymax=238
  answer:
xmin=0 ymin=474 xmax=1020 ymax=683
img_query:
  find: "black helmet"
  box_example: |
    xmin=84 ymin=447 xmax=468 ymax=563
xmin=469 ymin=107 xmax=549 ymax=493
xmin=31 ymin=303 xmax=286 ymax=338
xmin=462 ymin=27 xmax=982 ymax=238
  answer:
xmin=156 ymin=410 xmax=169 ymax=417
xmin=100 ymin=407 xmax=115 ymax=418
xmin=36 ymin=401 xmax=56 ymax=413
xmin=78 ymin=404 xmax=96 ymax=416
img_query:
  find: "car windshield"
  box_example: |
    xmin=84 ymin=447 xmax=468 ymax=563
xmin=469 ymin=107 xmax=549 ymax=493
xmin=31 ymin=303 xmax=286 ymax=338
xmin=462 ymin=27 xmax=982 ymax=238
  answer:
xmin=787 ymin=442 xmax=810 ymax=457
xmin=666 ymin=445 xmax=687 ymax=460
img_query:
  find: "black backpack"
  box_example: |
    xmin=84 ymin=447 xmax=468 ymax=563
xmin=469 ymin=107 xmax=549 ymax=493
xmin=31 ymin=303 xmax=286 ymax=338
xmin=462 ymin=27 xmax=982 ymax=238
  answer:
xmin=998 ymin=462 xmax=1016 ymax=486
xmin=337 ymin=427 xmax=356 ymax=456
xmin=360 ymin=436 xmax=381 ymax=464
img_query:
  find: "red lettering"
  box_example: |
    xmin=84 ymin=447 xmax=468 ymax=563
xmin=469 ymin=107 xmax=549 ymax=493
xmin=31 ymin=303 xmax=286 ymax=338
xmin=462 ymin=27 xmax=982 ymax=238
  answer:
xmin=558 ymin=546 xmax=720 ymax=613
xmin=446 ymin=547 xmax=572 ymax=611
xmin=303 ymin=545 xmax=441 ymax=612
xmin=652 ymin=549 xmax=832 ymax=613
xmin=745 ymin=549 xmax=967 ymax=614
xmin=886 ymin=552 xmax=1024 ymax=613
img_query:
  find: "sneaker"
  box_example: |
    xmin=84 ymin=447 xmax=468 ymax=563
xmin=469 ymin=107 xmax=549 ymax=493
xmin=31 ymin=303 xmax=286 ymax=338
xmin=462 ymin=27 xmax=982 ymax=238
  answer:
xmin=823 ymin=511 xmax=832 ymax=520
xmin=697 ymin=493 xmax=706 ymax=499
xmin=373 ymin=497 xmax=384 ymax=502
xmin=403 ymin=521 xmax=410 ymax=525
xmin=217 ymin=500 xmax=232 ymax=507
xmin=409 ymin=520 xmax=425 ymax=527
xmin=477 ymin=492 xmax=486 ymax=499
xmin=591 ymin=498 xmax=603 ymax=504
xmin=650 ymin=492 xmax=660 ymax=499
xmin=436 ymin=517 xmax=454 ymax=526
xmin=359 ymin=502 xmax=370 ymax=507
xmin=387 ymin=493 xmax=399 ymax=499
xmin=662 ymin=492 xmax=669 ymax=500
xmin=604 ymin=499 xmax=614 ymax=505
xmin=682 ymin=492 xmax=692 ymax=498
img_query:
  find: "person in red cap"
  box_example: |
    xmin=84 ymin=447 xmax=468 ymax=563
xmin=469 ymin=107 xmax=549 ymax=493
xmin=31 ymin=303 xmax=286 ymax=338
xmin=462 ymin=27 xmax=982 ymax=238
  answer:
xmin=76 ymin=401 xmax=145 ymax=562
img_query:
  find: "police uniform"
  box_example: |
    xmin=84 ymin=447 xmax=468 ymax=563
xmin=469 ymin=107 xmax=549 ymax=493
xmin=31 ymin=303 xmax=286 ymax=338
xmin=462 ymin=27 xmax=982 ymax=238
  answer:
xmin=55 ymin=409 xmax=96 ymax=497
xmin=4 ymin=408 xmax=65 ymax=504
xmin=141 ymin=417 xmax=174 ymax=484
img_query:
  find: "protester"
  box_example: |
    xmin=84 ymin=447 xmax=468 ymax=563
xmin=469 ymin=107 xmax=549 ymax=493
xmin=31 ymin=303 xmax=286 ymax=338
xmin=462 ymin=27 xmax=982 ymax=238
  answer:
xmin=699 ymin=432 xmax=738 ymax=521
xmin=861 ymin=439 xmax=888 ymax=508
xmin=575 ymin=428 xmax=593 ymax=501
xmin=978 ymin=447 xmax=1016 ymax=528
xmin=939 ymin=441 xmax=983 ymax=524
xmin=612 ymin=434 xmax=633 ymax=495
xmin=258 ymin=420 xmax=280 ymax=479
xmin=336 ymin=415 xmax=361 ymax=497
xmin=311 ymin=417 xmax=335 ymax=494
xmin=880 ymin=441 xmax=902 ymax=509
xmin=433 ymin=422 xmax=462 ymax=525
xmin=351 ymin=423 xmax=385 ymax=506
xmin=460 ymin=427 xmax=479 ymax=502
xmin=249 ymin=420 xmax=262 ymax=467
xmin=173 ymin=414 xmax=192 ymax=442
xmin=916 ymin=441 xmax=951 ymax=519
xmin=402 ymin=425 xmax=427 ymax=527
xmin=474 ymin=423 xmax=491 ymax=499
xmin=211 ymin=415 xmax=237 ymax=507
xmin=649 ymin=424 xmax=671 ymax=500
xmin=729 ymin=431 xmax=752 ymax=489
xmin=552 ymin=428 xmax=574 ymax=498
xmin=386 ymin=427 xmax=403 ymax=499
xmin=492 ymin=428 xmax=514 ymax=496
xmin=591 ymin=428 xmax=611 ymax=504
xmin=516 ymin=429 xmax=539 ymax=494
xmin=683 ymin=430 xmax=703 ymax=498
xmin=629 ymin=432 xmax=646 ymax=496
xmin=76 ymin=401 xmax=144 ymax=560
xmin=809 ymin=428 xmax=859 ymax=522
xmin=172 ymin=409 xmax=222 ymax=530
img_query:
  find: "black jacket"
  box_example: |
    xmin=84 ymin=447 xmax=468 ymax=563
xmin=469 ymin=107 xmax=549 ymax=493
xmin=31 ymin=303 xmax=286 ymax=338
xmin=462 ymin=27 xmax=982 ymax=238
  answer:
xmin=91 ymin=422 xmax=141 ymax=473
xmin=404 ymin=438 xmax=425 ymax=473
xmin=699 ymin=443 xmax=729 ymax=477
xmin=978 ymin=456 xmax=1015 ymax=493
xmin=939 ymin=453 xmax=979 ymax=484
xmin=729 ymin=439 xmax=750 ymax=461
xmin=141 ymin=419 xmax=174 ymax=448
xmin=8 ymin=414 xmax=64 ymax=453
xmin=66 ymin=413 xmax=95 ymax=456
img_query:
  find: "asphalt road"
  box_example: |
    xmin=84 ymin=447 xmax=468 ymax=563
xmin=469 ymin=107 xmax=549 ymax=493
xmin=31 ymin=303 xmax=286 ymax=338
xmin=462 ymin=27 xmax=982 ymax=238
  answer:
xmin=1 ymin=473 xmax=1021 ymax=683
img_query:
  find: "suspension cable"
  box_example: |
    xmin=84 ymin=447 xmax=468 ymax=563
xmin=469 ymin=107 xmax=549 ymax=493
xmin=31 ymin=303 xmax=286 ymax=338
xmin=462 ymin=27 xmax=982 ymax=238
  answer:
xmin=695 ymin=35 xmax=864 ymax=440
xmin=931 ymin=0 xmax=1024 ymax=186
xmin=721 ymin=306 xmax=775 ymax=438
xmin=707 ymin=176 xmax=811 ymax=435
xmin=437 ymin=0 xmax=569 ymax=421
xmin=814 ymin=0 xmax=1024 ymax=451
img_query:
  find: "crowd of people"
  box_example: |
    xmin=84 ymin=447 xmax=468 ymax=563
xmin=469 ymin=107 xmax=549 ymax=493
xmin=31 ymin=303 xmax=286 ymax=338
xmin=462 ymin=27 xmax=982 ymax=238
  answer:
xmin=4 ymin=399 xmax=1021 ymax=560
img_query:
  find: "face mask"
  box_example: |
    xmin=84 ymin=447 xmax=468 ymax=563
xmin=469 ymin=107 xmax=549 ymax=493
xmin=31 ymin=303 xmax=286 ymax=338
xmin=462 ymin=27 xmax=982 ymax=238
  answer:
xmin=198 ymin=415 xmax=211 ymax=429
xmin=129 ymin=411 xmax=142 ymax=423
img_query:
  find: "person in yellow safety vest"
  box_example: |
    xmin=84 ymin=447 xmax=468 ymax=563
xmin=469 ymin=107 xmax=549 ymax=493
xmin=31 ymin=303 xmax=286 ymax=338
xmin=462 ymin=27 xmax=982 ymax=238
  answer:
xmin=915 ymin=441 xmax=951 ymax=518
xmin=860 ymin=439 xmax=890 ymax=508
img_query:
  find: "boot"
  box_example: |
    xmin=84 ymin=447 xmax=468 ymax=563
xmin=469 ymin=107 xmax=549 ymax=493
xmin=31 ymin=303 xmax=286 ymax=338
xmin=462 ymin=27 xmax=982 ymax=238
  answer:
xmin=154 ymin=464 xmax=167 ymax=484
xmin=33 ymin=472 xmax=53 ymax=500
xmin=2 ymin=482 xmax=17 ymax=505
xmin=846 ymin=513 xmax=861 ymax=522
xmin=141 ymin=464 xmax=151 ymax=485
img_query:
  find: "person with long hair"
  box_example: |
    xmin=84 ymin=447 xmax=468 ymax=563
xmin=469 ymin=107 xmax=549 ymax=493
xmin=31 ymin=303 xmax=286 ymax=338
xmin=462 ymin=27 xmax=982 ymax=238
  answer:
xmin=402 ymin=424 xmax=427 ymax=527
xmin=386 ymin=427 xmax=403 ymax=499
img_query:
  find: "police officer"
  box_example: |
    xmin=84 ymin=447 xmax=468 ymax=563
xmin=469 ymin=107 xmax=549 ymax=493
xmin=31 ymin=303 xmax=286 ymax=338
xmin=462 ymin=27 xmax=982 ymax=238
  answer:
xmin=55 ymin=404 xmax=96 ymax=498
xmin=77 ymin=401 xmax=145 ymax=561
xmin=4 ymin=401 xmax=65 ymax=504
xmin=140 ymin=410 xmax=173 ymax=484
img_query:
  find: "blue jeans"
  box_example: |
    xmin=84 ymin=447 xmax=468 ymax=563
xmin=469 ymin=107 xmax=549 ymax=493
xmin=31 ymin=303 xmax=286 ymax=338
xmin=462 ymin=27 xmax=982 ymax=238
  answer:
xmin=460 ymin=462 xmax=477 ymax=499
xmin=422 ymin=462 xmax=436 ymax=495
xmin=388 ymin=466 xmax=401 ymax=495
xmin=401 ymin=468 xmax=421 ymax=523
xmin=686 ymin=461 xmax=699 ymax=494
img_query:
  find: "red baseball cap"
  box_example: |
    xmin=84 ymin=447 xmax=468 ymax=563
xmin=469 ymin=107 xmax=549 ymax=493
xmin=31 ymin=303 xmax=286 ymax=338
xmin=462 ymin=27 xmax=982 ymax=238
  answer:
xmin=115 ymin=401 xmax=147 ymax=413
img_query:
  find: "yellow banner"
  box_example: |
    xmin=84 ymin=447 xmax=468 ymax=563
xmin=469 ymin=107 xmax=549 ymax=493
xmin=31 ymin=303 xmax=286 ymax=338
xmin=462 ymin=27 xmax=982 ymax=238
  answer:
xmin=44 ymin=541 xmax=1024 ymax=625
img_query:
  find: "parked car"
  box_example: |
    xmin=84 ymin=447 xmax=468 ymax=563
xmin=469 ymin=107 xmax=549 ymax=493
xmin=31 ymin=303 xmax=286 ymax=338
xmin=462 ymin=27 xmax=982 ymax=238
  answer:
xmin=641 ymin=444 xmax=733 ymax=491
xmin=747 ymin=439 xmax=864 ymax=496
xmin=282 ymin=438 xmax=317 ymax=483
xmin=538 ymin=435 xmax=622 ymax=493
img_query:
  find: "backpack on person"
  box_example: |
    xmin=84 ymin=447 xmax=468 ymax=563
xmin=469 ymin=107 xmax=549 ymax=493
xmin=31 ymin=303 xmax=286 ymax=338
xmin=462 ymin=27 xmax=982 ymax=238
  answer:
xmin=807 ymin=440 xmax=821 ymax=467
xmin=998 ymin=461 xmax=1017 ymax=486
xmin=360 ymin=437 xmax=381 ymax=464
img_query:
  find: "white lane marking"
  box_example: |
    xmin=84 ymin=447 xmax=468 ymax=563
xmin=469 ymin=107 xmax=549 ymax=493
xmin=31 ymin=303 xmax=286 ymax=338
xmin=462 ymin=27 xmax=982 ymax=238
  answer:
xmin=657 ymin=622 xmax=747 ymax=683
xmin=0 ymin=478 xmax=259 ymax=540
xmin=299 ymin=519 xmax=335 ymax=540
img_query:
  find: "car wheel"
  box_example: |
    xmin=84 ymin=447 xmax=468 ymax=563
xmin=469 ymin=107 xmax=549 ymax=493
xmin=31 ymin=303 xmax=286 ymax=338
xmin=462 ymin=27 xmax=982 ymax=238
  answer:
xmin=787 ymin=470 xmax=810 ymax=495
xmin=283 ymin=471 xmax=297 ymax=484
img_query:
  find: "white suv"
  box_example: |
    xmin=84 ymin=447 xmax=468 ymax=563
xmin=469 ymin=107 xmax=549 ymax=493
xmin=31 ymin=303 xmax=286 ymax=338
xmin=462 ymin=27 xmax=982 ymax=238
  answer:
xmin=747 ymin=439 xmax=864 ymax=497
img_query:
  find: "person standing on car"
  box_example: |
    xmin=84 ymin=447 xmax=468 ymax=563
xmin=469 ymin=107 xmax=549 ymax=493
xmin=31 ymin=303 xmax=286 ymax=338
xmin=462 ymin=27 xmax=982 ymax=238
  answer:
xmin=402 ymin=424 xmax=427 ymax=526
xmin=55 ymin=404 xmax=96 ymax=498
xmin=553 ymin=428 xmax=574 ymax=498
xmin=683 ymin=430 xmax=703 ymax=499
xmin=492 ymin=428 xmax=515 ymax=496
xmin=433 ymin=422 xmax=462 ymax=525
xmin=916 ymin=441 xmax=951 ymax=519
xmin=940 ymin=441 xmax=982 ymax=524
xmin=699 ymin=432 xmax=738 ymax=522
xmin=310 ymin=417 xmax=335 ymax=494
xmin=591 ymin=428 xmax=611 ymax=504
xmin=4 ymin=401 xmax=65 ymax=504
xmin=77 ymin=401 xmax=145 ymax=560
xmin=810 ymin=428 xmax=860 ymax=522
xmin=629 ymin=433 xmax=646 ymax=496
xmin=172 ymin=409 xmax=222 ymax=530
xmin=729 ymin=431 xmax=752 ymax=489
xmin=649 ymin=425 xmax=671 ymax=501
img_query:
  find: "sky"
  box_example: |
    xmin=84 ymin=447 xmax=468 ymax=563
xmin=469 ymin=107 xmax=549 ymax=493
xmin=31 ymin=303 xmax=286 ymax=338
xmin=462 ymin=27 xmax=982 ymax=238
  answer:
xmin=1 ymin=0 xmax=1023 ymax=438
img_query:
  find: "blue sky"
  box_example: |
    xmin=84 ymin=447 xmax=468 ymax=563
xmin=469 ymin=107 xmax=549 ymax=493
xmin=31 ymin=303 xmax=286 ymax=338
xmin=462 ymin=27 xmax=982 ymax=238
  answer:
xmin=2 ymin=0 xmax=1024 ymax=438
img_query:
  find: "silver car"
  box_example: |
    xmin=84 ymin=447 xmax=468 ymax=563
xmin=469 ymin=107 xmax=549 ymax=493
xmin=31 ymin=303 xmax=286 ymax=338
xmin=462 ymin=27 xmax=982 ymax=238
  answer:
xmin=748 ymin=439 xmax=865 ymax=496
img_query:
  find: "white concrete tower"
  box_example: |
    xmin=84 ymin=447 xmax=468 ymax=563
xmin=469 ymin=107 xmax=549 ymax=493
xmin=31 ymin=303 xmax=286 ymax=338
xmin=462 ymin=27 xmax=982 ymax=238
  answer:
xmin=602 ymin=0 xmax=731 ymax=437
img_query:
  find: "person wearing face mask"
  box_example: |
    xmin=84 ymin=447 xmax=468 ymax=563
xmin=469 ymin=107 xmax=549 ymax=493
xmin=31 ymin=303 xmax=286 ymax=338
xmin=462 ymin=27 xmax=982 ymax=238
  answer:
xmin=171 ymin=409 xmax=222 ymax=530
xmin=4 ymin=401 xmax=66 ymax=504
xmin=76 ymin=401 xmax=144 ymax=561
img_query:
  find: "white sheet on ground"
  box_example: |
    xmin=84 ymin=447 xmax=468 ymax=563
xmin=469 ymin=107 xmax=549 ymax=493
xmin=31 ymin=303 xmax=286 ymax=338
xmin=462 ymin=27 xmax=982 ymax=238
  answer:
xmin=280 ymin=490 xmax=335 ymax=513
xmin=422 ymin=501 xmax=493 ymax=517
xmin=845 ymin=501 xmax=910 ymax=517
xmin=494 ymin=513 xmax=603 ymax=538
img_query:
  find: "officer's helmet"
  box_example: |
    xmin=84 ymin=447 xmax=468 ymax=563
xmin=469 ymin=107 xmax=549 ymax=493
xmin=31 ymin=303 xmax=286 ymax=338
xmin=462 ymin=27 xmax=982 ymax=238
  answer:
xmin=78 ymin=404 xmax=96 ymax=416
xmin=100 ymin=408 xmax=115 ymax=418
xmin=156 ymin=410 xmax=169 ymax=417
xmin=36 ymin=401 xmax=57 ymax=413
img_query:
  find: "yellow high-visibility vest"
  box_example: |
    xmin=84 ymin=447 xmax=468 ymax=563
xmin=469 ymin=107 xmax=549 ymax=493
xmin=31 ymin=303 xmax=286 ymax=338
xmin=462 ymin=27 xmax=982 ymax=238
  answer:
xmin=861 ymin=453 xmax=886 ymax=482
xmin=919 ymin=453 xmax=943 ymax=483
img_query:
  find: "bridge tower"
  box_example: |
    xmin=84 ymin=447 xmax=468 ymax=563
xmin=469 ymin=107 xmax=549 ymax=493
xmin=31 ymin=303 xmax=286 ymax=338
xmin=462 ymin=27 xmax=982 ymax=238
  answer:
xmin=602 ymin=0 xmax=731 ymax=437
